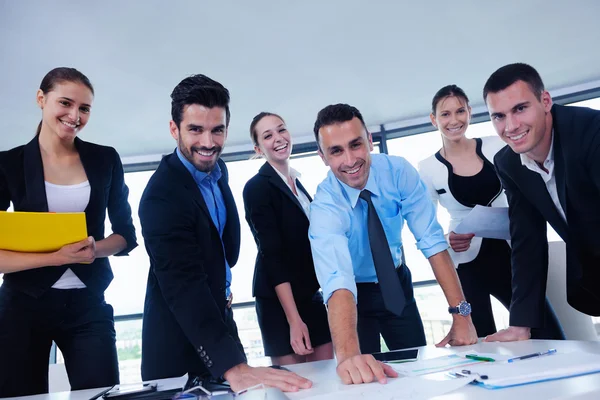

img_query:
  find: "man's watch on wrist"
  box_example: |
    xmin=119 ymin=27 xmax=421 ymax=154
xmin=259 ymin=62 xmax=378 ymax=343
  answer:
xmin=448 ymin=300 xmax=472 ymax=317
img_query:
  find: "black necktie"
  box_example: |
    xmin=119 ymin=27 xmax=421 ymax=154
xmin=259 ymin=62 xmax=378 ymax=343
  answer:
xmin=359 ymin=190 xmax=406 ymax=316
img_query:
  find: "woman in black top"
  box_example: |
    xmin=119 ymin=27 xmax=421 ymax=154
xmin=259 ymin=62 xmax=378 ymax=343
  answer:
xmin=418 ymin=85 xmax=564 ymax=340
xmin=243 ymin=112 xmax=333 ymax=365
xmin=0 ymin=68 xmax=137 ymax=396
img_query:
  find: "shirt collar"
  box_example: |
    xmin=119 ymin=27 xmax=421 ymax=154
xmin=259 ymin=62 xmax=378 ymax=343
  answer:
xmin=176 ymin=147 xmax=222 ymax=184
xmin=272 ymin=164 xmax=301 ymax=183
xmin=520 ymin=129 xmax=554 ymax=172
xmin=338 ymin=162 xmax=381 ymax=208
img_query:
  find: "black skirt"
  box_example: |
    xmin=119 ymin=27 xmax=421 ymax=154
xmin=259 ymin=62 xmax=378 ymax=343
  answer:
xmin=255 ymin=291 xmax=331 ymax=357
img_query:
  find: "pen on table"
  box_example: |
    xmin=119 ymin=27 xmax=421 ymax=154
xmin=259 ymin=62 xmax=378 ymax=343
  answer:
xmin=507 ymin=348 xmax=557 ymax=363
xmin=465 ymin=354 xmax=495 ymax=362
xmin=88 ymin=385 xmax=115 ymax=400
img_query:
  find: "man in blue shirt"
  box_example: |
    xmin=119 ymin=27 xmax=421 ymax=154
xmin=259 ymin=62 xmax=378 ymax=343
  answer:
xmin=139 ymin=74 xmax=311 ymax=393
xmin=309 ymin=104 xmax=478 ymax=385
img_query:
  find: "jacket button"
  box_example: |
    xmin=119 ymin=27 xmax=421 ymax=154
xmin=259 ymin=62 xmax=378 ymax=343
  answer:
xmin=197 ymin=346 xmax=203 ymax=352
xmin=207 ymin=361 xmax=213 ymax=368
xmin=200 ymin=350 xmax=206 ymax=357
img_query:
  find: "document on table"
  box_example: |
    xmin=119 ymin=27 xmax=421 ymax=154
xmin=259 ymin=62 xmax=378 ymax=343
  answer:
xmin=454 ymin=205 xmax=510 ymax=240
xmin=391 ymin=354 xmax=483 ymax=377
xmin=307 ymin=375 xmax=472 ymax=400
xmin=450 ymin=351 xmax=600 ymax=390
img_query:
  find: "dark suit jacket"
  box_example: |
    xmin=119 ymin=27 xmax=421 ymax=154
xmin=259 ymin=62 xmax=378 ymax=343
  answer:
xmin=0 ymin=136 xmax=137 ymax=297
xmin=243 ymin=162 xmax=320 ymax=300
xmin=494 ymin=104 xmax=600 ymax=324
xmin=139 ymin=151 xmax=246 ymax=381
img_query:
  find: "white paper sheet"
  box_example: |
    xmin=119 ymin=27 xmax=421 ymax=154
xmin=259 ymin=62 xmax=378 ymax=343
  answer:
xmin=391 ymin=354 xmax=483 ymax=377
xmin=454 ymin=205 xmax=510 ymax=240
xmin=306 ymin=375 xmax=472 ymax=400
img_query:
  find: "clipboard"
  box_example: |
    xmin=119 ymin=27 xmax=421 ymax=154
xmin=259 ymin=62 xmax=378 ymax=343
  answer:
xmin=0 ymin=211 xmax=88 ymax=252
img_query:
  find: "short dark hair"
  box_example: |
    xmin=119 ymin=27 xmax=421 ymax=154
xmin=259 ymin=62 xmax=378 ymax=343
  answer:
xmin=431 ymin=84 xmax=469 ymax=115
xmin=483 ymin=63 xmax=545 ymax=102
xmin=36 ymin=67 xmax=94 ymax=135
xmin=170 ymin=74 xmax=230 ymax=128
xmin=249 ymin=112 xmax=285 ymax=146
xmin=313 ymin=104 xmax=368 ymax=149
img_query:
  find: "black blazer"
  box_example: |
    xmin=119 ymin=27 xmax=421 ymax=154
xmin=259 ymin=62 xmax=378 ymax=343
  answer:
xmin=139 ymin=151 xmax=246 ymax=381
xmin=0 ymin=136 xmax=137 ymax=298
xmin=243 ymin=162 xmax=320 ymax=300
xmin=494 ymin=104 xmax=600 ymax=324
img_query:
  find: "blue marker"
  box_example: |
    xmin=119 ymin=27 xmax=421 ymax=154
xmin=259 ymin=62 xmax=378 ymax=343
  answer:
xmin=507 ymin=348 xmax=557 ymax=363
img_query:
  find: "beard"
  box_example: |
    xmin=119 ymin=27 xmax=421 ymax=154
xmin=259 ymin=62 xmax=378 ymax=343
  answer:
xmin=178 ymin=137 xmax=223 ymax=173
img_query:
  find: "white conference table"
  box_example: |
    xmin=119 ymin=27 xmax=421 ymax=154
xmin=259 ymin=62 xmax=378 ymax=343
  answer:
xmin=284 ymin=339 xmax=600 ymax=400
xmin=6 ymin=340 xmax=600 ymax=400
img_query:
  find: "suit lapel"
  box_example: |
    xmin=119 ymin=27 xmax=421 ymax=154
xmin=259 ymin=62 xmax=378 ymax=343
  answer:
xmin=74 ymin=138 xmax=102 ymax=215
xmin=166 ymin=151 xmax=213 ymax=226
xmin=552 ymin=116 xmax=568 ymax=219
xmin=515 ymin=160 xmax=568 ymax=239
xmin=296 ymin=179 xmax=312 ymax=202
xmin=23 ymin=136 xmax=49 ymax=212
xmin=260 ymin=162 xmax=306 ymax=213
xmin=218 ymin=161 xmax=240 ymax=266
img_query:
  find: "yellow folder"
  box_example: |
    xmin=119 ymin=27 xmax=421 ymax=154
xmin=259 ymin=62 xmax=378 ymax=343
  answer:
xmin=0 ymin=211 xmax=88 ymax=253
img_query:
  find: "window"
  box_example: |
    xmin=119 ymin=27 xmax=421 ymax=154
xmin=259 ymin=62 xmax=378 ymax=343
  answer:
xmin=386 ymin=124 xmax=497 ymax=283
xmin=386 ymin=122 xmax=508 ymax=328
xmin=568 ymin=96 xmax=600 ymax=337
xmin=104 ymin=170 xmax=155 ymax=316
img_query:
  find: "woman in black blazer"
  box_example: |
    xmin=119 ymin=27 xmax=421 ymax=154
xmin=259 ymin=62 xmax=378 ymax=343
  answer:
xmin=243 ymin=112 xmax=333 ymax=366
xmin=0 ymin=68 xmax=137 ymax=397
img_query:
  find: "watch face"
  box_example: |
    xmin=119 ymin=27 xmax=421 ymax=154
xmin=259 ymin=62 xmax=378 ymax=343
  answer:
xmin=458 ymin=301 xmax=472 ymax=316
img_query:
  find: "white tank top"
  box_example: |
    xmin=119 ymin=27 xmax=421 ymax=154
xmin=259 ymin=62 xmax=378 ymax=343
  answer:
xmin=45 ymin=181 xmax=91 ymax=289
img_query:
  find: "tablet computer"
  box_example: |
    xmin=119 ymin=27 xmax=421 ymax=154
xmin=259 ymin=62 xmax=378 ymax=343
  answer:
xmin=371 ymin=349 xmax=419 ymax=363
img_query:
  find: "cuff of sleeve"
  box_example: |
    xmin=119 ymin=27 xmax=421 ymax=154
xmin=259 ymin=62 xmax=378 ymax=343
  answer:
xmin=198 ymin=337 xmax=248 ymax=380
xmin=420 ymin=241 xmax=449 ymax=259
xmin=114 ymin=235 xmax=138 ymax=257
xmin=323 ymin=278 xmax=358 ymax=305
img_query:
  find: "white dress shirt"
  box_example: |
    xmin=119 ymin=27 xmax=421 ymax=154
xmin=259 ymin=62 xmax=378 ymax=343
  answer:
xmin=45 ymin=180 xmax=91 ymax=289
xmin=273 ymin=165 xmax=311 ymax=216
xmin=520 ymin=131 xmax=567 ymax=222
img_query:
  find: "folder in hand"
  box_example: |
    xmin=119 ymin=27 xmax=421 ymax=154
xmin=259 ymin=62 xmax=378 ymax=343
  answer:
xmin=0 ymin=211 xmax=88 ymax=253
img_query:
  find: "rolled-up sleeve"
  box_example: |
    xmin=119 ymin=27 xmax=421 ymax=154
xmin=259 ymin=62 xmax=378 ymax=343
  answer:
xmin=397 ymin=158 xmax=448 ymax=258
xmin=309 ymin=195 xmax=357 ymax=304
xmin=107 ymin=148 xmax=138 ymax=255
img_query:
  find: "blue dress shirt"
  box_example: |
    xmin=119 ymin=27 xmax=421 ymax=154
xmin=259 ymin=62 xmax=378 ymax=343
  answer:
xmin=309 ymin=153 xmax=448 ymax=303
xmin=176 ymin=148 xmax=232 ymax=296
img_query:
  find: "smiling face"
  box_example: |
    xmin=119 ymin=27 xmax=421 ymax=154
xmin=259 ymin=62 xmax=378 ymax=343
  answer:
xmin=37 ymin=81 xmax=93 ymax=141
xmin=430 ymin=95 xmax=471 ymax=142
xmin=170 ymin=104 xmax=227 ymax=172
xmin=486 ymin=80 xmax=553 ymax=162
xmin=254 ymin=115 xmax=292 ymax=164
xmin=318 ymin=117 xmax=373 ymax=190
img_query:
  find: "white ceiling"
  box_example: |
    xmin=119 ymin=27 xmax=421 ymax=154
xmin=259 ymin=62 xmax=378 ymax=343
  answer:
xmin=1 ymin=0 xmax=600 ymax=160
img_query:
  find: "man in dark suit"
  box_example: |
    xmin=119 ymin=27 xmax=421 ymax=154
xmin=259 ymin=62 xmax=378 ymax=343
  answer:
xmin=139 ymin=74 xmax=311 ymax=392
xmin=483 ymin=63 xmax=600 ymax=342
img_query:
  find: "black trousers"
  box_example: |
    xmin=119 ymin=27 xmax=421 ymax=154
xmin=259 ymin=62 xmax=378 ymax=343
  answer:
xmin=0 ymin=284 xmax=119 ymax=397
xmin=356 ymin=265 xmax=426 ymax=354
xmin=457 ymin=239 xmax=565 ymax=339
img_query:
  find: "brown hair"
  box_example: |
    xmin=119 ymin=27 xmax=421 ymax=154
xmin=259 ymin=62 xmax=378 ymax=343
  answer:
xmin=249 ymin=111 xmax=285 ymax=146
xmin=36 ymin=67 xmax=94 ymax=135
xmin=431 ymin=84 xmax=469 ymax=115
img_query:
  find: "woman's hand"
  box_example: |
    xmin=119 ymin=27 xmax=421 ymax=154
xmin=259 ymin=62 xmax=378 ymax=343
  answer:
xmin=53 ymin=236 xmax=96 ymax=265
xmin=448 ymin=231 xmax=475 ymax=253
xmin=289 ymin=318 xmax=314 ymax=356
